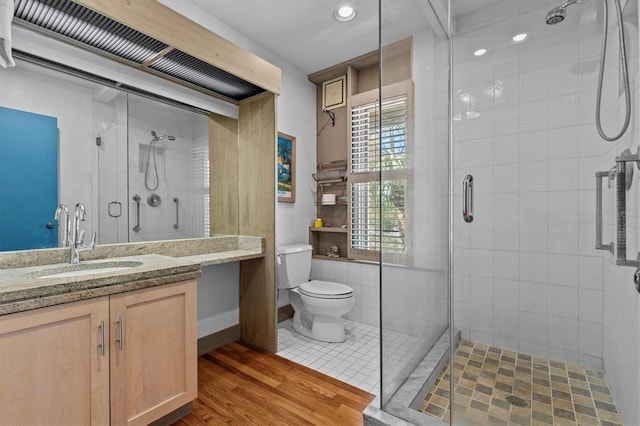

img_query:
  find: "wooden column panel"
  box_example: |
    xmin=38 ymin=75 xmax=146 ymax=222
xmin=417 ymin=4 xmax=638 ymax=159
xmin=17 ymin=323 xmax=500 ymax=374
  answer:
xmin=237 ymin=92 xmax=276 ymax=352
xmin=209 ymin=113 xmax=239 ymax=235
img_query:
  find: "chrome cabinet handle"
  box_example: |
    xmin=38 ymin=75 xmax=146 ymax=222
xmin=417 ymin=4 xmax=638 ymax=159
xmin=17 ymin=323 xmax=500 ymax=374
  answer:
xmin=99 ymin=320 xmax=105 ymax=357
xmin=595 ymin=170 xmax=614 ymax=253
xmin=462 ymin=175 xmax=474 ymax=223
xmin=116 ymin=315 xmax=124 ymax=351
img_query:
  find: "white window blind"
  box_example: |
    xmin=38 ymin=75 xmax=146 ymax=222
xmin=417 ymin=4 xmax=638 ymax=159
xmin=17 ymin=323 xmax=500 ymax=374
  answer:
xmin=191 ymin=145 xmax=210 ymax=237
xmin=350 ymin=94 xmax=408 ymax=256
xmin=351 ymin=95 xmax=408 ymax=172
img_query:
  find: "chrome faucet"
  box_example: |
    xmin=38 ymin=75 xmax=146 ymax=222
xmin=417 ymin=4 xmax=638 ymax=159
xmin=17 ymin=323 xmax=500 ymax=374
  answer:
xmin=70 ymin=203 xmax=96 ymax=264
xmin=54 ymin=204 xmax=71 ymax=247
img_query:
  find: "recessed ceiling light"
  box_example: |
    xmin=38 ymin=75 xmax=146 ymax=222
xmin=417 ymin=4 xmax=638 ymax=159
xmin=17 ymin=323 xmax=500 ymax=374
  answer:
xmin=512 ymin=33 xmax=528 ymax=42
xmin=334 ymin=5 xmax=357 ymax=22
xmin=474 ymin=48 xmax=487 ymax=57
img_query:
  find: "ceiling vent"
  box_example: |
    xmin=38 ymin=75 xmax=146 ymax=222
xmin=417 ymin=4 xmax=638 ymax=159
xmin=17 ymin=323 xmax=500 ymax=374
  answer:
xmin=12 ymin=0 xmax=265 ymax=102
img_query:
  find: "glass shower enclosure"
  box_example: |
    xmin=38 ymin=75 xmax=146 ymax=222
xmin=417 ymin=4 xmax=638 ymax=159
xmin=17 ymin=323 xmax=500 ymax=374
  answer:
xmin=94 ymin=91 xmax=210 ymax=245
xmin=377 ymin=0 xmax=639 ymax=424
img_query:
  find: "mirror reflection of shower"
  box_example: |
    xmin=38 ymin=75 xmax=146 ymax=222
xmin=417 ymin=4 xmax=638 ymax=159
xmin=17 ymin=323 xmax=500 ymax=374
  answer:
xmin=144 ymin=130 xmax=176 ymax=193
xmin=545 ymin=0 xmax=631 ymax=141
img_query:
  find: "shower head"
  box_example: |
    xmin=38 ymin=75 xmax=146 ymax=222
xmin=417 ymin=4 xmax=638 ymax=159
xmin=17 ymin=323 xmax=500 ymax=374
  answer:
xmin=545 ymin=7 xmax=566 ymax=24
xmin=545 ymin=0 xmax=588 ymax=25
xmin=150 ymin=130 xmax=176 ymax=141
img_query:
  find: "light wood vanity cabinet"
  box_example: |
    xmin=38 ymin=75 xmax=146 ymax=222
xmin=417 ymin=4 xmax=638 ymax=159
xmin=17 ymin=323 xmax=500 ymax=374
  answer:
xmin=0 ymin=296 xmax=110 ymax=425
xmin=110 ymin=280 xmax=197 ymax=426
xmin=0 ymin=279 xmax=197 ymax=426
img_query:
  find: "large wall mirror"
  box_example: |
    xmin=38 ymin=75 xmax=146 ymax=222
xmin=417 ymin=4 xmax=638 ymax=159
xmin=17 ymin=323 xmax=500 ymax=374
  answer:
xmin=0 ymin=60 xmax=214 ymax=251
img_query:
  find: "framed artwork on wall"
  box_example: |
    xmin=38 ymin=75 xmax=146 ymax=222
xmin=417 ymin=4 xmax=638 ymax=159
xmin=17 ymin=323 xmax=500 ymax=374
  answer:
xmin=277 ymin=132 xmax=296 ymax=203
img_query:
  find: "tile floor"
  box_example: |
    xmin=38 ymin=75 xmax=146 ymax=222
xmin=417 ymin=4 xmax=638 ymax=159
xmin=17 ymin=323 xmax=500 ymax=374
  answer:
xmin=420 ymin=340 xmax=624 ymax=425
xmin=277 ymin=319 xmax=380 ymax=394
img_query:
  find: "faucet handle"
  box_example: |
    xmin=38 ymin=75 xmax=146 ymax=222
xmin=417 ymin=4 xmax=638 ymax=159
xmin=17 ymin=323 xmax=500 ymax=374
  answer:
xmin=88 ymin=232 xmax=96 ymax=249
xmin=80 ymin=232 xmax=96 ymax=250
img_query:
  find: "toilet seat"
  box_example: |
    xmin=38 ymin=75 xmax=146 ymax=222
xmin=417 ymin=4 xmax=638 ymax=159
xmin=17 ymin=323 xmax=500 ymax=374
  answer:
xmin=299 ymin=280 xmax=353 ymax=299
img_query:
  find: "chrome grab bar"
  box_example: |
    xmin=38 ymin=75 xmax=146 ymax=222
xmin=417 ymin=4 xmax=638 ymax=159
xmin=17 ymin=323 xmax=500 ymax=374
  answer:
xmin=173 ymin=197 xmax=179 ymax=229
xmin=132 ymin=195 xmax=141 ymax=233
xmin=595 ymin=170 xmax=614 ymax=253
xmin=462 ymin=175 xmax=474 ymax=223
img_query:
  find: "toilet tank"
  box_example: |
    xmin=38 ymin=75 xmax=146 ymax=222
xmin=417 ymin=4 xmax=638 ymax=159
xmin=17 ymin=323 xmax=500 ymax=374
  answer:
xmin=277 ymin=244 xmax=313 ymax=289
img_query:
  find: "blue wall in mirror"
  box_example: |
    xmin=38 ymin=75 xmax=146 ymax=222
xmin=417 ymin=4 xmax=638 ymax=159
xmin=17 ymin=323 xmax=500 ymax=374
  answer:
xmin=0 ymin=106 xmax=58 ymax=251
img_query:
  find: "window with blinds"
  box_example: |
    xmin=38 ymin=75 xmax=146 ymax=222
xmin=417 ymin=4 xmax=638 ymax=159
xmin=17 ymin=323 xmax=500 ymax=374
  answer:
xmin=350 ymin=93 xmax=409 ymax=259
xmin=191 ymin=145 xmax=210 ymax=237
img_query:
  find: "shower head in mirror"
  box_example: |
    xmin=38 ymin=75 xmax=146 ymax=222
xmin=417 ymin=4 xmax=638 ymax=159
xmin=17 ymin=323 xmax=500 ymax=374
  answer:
xmin=150 ymin=130 xmax=176 ymax=141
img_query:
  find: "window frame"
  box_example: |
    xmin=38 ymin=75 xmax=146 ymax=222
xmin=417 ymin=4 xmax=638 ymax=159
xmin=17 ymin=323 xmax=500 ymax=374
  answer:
xmin=348 ymin=80 xmax=413 ymax=265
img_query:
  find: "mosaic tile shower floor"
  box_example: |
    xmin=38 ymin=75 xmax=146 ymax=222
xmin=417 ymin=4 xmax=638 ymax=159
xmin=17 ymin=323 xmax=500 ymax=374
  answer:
xmin=420 ymin=340 xmax=624 ymax=425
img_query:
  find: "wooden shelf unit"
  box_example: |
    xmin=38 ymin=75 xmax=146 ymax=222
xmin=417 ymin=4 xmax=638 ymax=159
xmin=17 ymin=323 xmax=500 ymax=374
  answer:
xmin=309 ymin=226 xmax=349 ymax=260
xmin=308 ymin=38 xmax=412 ymax=263
xmin=309 ymin=226 xmax=348 ymax=233
xmin=310 ymin=161 xmax=349 ymax=260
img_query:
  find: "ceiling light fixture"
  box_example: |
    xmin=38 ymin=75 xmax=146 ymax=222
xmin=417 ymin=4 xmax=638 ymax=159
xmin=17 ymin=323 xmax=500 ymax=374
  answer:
xmin=512 ymin=33 xmax=528 ymax=42
xmin=474 ymin=48 xmax=487 ymax=57
xmin=334 ymin=5 xmax=357 ymax=22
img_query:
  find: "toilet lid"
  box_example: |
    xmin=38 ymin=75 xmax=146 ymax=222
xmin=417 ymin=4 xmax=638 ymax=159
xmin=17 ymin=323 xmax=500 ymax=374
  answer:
xmin=299 ymin=280 xmax=353 ymax=299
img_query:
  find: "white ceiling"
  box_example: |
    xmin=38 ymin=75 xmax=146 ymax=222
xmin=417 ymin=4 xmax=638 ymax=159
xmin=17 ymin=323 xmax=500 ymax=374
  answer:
xmin=182 ymin=1 xmax=516 ymax=76
xmin=186 ymin=0 xmax=442 ymax=75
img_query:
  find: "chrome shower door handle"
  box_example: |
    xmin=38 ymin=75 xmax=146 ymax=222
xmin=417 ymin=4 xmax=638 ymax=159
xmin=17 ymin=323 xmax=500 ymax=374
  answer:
xmin=595 ymin=170 xmax=614 ymax=253
xmin=462 ymin=175 xmax=474 ymax=223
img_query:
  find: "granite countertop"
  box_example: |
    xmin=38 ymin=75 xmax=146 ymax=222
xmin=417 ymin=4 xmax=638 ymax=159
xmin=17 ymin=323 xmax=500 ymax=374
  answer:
xmin=0 ymin=235 xmax=264 ymax=316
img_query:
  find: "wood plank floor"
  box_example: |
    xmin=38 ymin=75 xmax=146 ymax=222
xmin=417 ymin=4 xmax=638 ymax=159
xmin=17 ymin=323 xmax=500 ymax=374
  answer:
xmin=176 ymin=341 xmax=376 ymax=426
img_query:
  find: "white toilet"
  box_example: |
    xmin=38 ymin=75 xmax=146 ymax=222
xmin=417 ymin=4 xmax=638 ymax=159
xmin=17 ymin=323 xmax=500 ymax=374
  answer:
xmin=277 ymin=244 xmax=355 ymax=343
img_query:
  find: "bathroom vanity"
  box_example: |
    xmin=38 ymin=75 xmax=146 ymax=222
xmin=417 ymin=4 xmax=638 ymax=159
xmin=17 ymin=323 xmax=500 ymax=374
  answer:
xmin=0 ymin=235 xmax=264 ymax=425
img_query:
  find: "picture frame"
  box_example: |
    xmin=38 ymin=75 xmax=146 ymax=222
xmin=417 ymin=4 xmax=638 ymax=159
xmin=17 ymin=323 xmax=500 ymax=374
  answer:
xmin=277 ymin=132 xmax=296 ymax=203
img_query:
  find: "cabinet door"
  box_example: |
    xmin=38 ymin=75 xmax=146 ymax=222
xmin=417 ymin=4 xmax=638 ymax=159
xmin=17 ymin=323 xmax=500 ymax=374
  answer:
xmin=0 ymin=297 xmax=110 ymax=425
xmin=110 ymin=280 xmax=197 ymax=426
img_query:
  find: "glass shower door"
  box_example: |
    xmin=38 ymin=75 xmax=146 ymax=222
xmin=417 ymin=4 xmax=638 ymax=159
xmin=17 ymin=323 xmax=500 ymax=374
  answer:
xmin=448 ymin=0 xmax=637 ymax=424
xmin=378 ymin=0 xmax=451 ymax=422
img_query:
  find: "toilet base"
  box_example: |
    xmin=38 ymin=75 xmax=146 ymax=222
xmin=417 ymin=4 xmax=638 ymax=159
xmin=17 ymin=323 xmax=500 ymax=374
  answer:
xmin=292 ymin=314 xmax=346 ymax=343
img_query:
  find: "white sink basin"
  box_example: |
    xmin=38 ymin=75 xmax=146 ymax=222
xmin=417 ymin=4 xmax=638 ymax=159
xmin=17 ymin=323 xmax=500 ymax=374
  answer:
xmin=34 ymin=261 xmax=143 ymax=279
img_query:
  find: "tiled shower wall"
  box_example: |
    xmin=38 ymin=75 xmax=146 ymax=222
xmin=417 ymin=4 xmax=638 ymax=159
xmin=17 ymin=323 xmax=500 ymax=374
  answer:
xmin=452 ymin=0 xmax=640 ymax=423
xmin=453 ymin=0 xmax=632 ymax=367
